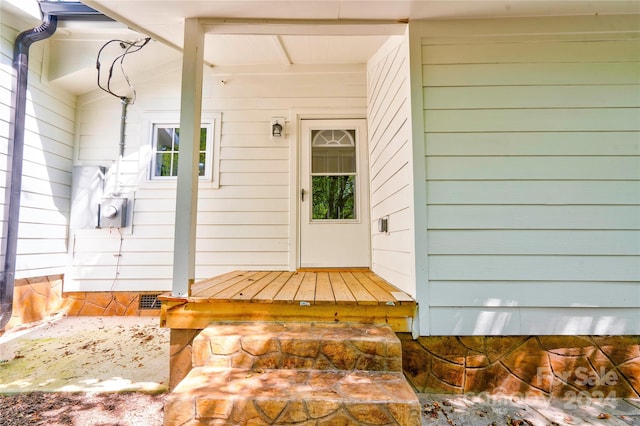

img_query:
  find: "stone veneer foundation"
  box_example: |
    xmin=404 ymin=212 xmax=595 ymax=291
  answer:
xmin=5 ymin=275 xmax=68 ymax=330
xmin=64 ymin=291 xmax=160 ymax=317
xmin=400 ymin=334 xmax=640 ymax=399
xmin=3 ymin=274 xmax=160 ymax=332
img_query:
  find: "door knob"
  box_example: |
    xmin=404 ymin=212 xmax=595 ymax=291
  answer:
xmin=301 ymin=188 xmax=305 ymax=202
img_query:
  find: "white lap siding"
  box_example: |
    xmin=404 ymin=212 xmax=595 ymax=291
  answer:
xmin=0 ymin=11 xmax=74 ymax=279
xmin=366 ymin=33 xmax=416 ymax=296
xmin=68 ymin=65 xmax=367 ymax=291
xmin=418 ymin=16 xmax=640 ymax=335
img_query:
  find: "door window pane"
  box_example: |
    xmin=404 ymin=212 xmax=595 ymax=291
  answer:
xmin=312 ymin=147 xmax=355 ymax=174
xmin=310 ymin=128 xmax=358 ymax=221
xmin=312 ymin=175 xmax=356 ymax=220
xmin=311 ymin=129 xmax=356 ymax=174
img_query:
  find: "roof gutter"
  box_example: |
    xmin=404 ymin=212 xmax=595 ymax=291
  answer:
xmin=1 ymin=2 xmax=111 ymax=331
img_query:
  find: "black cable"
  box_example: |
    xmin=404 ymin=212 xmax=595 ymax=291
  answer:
xmin=96 ymin=37 xmax=151 ymax=103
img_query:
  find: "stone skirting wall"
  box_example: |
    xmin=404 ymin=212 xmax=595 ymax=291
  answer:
xmin=169 ymin=328 xmax=201 ymax=390
xmin=400 ymin=334 xmax=640 ymax=399
xmin=5 ymin=275 xmax=69 ymax=330
xmin=64 ymin=292 xmax=161 ymax=317
xmin=3 ymin=279 xmax=162 ymax=332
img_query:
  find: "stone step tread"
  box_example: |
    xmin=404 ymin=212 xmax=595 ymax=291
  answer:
xmin=193 ymin=322 xmax=402 ymax=372
xmin=165 ymin=367 xmax=421 ymax=426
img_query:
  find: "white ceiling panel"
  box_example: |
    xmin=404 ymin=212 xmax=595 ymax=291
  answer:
xmin=204 ymin=34 xmax=287 ymax=65
xmin=281 ymin=35 xmax=392 ymax=64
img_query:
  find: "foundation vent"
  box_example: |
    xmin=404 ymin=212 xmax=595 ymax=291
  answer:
xmin=139 ymin=294 xmax=161 ymax=310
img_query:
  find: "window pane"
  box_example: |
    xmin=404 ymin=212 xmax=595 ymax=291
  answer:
xmin=172 ymin=153 xmax=179 ymax=176
xmin=312 ymin=146 xmax=355 ymax=174
xmin=157 ymin=128 xmax=174 ymax=152
xmin=152 ymin=125 xmax=212 ymax=179
xmin=199 ymin=153 xmax=206 ymax=176
xmin=312 ymin=129 xmax=355 ymax=146
xmin=156 ymin=153 xmax=172 ymax=176
xmin=200 ymin=128 xmax=207 ymax=151
xmin=312 ymin=175 xmax=356 ymax=220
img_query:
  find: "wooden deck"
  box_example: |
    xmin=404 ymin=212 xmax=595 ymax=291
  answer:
xmin=159 ymin=270 xmax=417 ymax=332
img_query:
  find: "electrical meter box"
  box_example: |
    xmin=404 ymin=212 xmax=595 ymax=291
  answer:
xmin=99 ymin=197 xmax=127 ymax=228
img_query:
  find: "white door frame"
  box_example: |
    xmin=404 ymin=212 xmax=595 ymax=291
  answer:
xmin=288 ymin=109 xmax=368 ymax=271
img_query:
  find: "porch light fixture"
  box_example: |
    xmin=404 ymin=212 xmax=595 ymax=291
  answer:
xmin=271 ymin=117 xmax=285 ymax=139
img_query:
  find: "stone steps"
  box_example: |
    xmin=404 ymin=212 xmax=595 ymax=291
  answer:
xmin=164 ymin=322 xmax=420 ymax=425
xmin=192 ymin=322 xmax=403 ymax=372
xmin=165 ymin=368 xmax=421 ymax=425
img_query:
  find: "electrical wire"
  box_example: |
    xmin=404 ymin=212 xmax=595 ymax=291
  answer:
xmin=96 ymin=37 xmax=151 ymax=104
xmin=109 ymin=227 xmax=124 ymax=292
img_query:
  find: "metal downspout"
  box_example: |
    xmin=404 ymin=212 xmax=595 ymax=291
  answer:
xmin=0 ymin=14 xmax=58 ymax=331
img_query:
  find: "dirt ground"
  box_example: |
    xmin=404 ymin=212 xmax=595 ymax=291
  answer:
xmin=0 ymin=392 xmax=166 ymax=426
xmin=0 ymin=315 xmax=168 ymax=393
xmin=0 ymin=316 xmax=169 ymax=425
xmin=1 ymin=391 xmax=639 ymax=426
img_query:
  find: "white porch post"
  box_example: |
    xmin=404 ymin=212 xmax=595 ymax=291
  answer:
xmin=172 ymin=18 xmax=204 ymax=297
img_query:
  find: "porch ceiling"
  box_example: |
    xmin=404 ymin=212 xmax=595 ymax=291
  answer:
xmin=37 ymin=0 xmax=640 ymax=95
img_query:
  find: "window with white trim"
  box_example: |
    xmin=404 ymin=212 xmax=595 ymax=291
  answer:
xmin=148 ymin=114 xmax=220 ymax=185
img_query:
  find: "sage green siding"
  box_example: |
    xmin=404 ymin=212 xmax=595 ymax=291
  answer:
xmin=417 ymin=16 xmax=640 ymax=335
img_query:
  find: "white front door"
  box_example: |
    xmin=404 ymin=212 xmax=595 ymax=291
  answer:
xmin=299 ymin=119 xmax=370 ymax=268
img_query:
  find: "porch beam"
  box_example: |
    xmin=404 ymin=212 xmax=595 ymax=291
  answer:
xmin=199 ymin=18 xmax=407 ymax=35
xmin=271 ymin=35 xmax=292 ymax=65
xmin=210 ymin=63 xmax=364 ymax=76
xmin=172 ymin=18 xmax=204 ymax=297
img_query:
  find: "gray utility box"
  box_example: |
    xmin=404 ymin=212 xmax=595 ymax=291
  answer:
xmin=71 ymin=166 xmax=105 ymax=229
xmin=99 ymin=197 xmax=128 ymax=228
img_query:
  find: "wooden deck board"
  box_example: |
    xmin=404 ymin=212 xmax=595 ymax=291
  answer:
xmin=232 ymin=271 xmax=282 ymax=301
xmin=273 ymin=272 xmax=305 ymax=303
xmin=160 ymin=270 xmax=417 ymax=332
xmin=363 ymin=271 xmax=414 ymax=304
xmin=295 ymin=272 xmax=317 ymax=302
xmin=340 ymin=272 xmax=378 ymax=305
xmin=175 ymin=270 xmax=412 ymax=306
xmin=210 ymin=271 xmax=270 ymax=300
xmin=314 ymin=272 xmax=335 ymax=304
xmin=190 ymin=270 xmax=247 ymax=296
xmin=328 ymin=272 xmax=356 ymax=304
xmin=253 ymin=271 xmax=294 ymax=303
xmin=352 ymin=271 xmax=396 ymax=304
